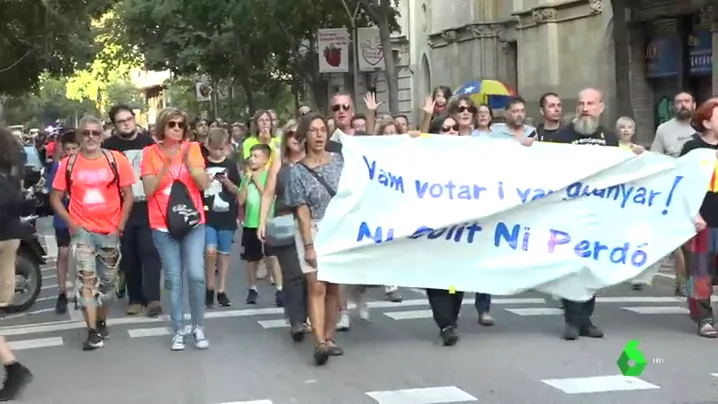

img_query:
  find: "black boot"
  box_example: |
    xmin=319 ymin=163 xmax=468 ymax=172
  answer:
xmin=579 ymin=297 xmax=603 ymax=338
xmin=561 ymin=299 xmax=581 ymax=340
xmin=0 ymin=362 xmax=32 ymax=401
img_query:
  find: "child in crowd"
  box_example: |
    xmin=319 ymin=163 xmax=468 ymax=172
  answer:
xmin=46 ymin=130 xmax=79 ymax=314
xmin=238 ymin=144 xmax=283 ymax=306
xmin=203 ymin=129 xmax=241 ymax=308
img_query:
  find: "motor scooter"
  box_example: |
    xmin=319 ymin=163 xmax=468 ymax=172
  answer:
xmin=4 ymin=210 xmax=46 ymax=312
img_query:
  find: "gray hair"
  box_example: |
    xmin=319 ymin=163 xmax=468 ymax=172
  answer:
xmin=78 ymin=115 xmax=103 ymax=130
xmin=615 ymin=116 xmax=635 ymax=132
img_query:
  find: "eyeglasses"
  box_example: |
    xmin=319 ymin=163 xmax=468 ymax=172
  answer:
xmin=442 ymin=124 xmax=460 ymax=132
xmin=285 ymin=130 xmax=296 ymax=138
xmin=81 ymin=130 xmax=102 ymax=138
xmin=331 ymin=104 xmax=351 ymax=112
xmin=115 ymin=116 xmax=134 ymax=125
xmin=457 ymin=106 xmax=477 ymax=114
xmin=167 ymin=121 xmax=186 ymax=129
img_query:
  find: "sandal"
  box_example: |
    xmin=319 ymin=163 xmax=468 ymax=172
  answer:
xmin=313 ymin=343 xmax=331 ymax=366
xmin=698 ymin=323 xmax=718 ymax=338
xmin=326 ymin=340 xmax=344 ymax=356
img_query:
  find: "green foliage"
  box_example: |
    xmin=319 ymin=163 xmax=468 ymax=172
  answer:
xmin=2 ymin=75 xmax=96 ymax=127
xmin=0 ymin=0 xmax=116 ymax=95
xmin=115 ymin=0 xmax=399 ymax=114
xmin=66 ymin=12 xmax=143 ymax=114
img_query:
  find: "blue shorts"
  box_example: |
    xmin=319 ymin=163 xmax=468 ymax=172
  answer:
xmin=205 ymin=226 xmax=234 ymax=255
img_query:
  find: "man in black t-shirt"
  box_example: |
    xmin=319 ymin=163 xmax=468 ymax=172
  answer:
xmin=536 ymin=92 xmax=564 ymax=142
xmin=552 ymin=88 xmax=620 ymax=341
xmin=103 ymin=105 xmax=162 ymax=317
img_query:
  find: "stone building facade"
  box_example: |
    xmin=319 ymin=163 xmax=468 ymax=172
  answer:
xmin=407 ymin=0 xmax=717 ymax=144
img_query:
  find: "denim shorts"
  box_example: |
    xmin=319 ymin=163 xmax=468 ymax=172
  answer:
xmin=205 ymin=226 xmax=235 ymax=255
xmin=70 ymin=227 xmax=121 ymax=307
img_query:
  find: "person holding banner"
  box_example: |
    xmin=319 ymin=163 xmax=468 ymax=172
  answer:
xmin=679 ymin=98 xmax=718 ymax=338
xmin=284 ymin=113 xmax=345 ymax=365
xmin=551 ymin=87 xmax=642 ymax=340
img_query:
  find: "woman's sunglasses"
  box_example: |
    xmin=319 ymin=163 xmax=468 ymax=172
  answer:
xmin=456 ymin=106 xmax=477 ymax=114
xmin=167 ymin=121 xmax=186 ymax=129
xmin=442 ymin=124 xmax=460 ymax=132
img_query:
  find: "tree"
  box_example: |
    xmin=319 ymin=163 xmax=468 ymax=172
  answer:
xmin=66 ymin=12 xmax=144 ymax=115
xmin=268 ymin=0 xmax=399 ymax=112
xmin=357 ymin=0 xmax=401 ymax=115
xmin=0 ymin=0 xmax=115 ymax=95
xmin=1 ymin=75 xmax=95 ymax=127
xmin=115 ymin=0 xmax=399 ymax=113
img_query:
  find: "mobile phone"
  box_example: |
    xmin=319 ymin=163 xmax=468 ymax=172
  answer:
xmin=214 ymin=170 xmax=227 ymax=179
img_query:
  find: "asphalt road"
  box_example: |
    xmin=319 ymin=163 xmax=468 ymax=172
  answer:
xmin=3 ymin=218 xmax=717 ymax=404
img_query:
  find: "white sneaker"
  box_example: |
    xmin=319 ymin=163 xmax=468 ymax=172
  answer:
xmin=170 ymin=332 xmax=185 ymax=351
xmin=358 ymin=298 xmax=370 ymax=320
xmin=193 ymin=327 xmax=209 ymax=350
xmin=336 ymin=311 xmax=350 ymax=331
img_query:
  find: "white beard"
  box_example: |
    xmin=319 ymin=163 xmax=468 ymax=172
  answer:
xmin=573 ymin=116 xmax=600 ymax=135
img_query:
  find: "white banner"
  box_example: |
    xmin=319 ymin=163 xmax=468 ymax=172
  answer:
xmin=357 ymin=27 xmax=384 ymax=71
xmin=315 ymin=134 xmax=715 ymax=301
xmin=317 ymin=28 xmax=350 ymax=73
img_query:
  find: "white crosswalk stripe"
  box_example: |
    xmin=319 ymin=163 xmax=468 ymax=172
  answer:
xmin=541 ymin=375 xmax=661 ymax=394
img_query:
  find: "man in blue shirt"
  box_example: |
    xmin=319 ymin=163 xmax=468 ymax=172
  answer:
xmin=46 ymin=130 xmax=79 ymax=314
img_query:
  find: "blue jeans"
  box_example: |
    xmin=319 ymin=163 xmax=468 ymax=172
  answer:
xmin=474 ymin=293 xmax=491 ymax=314
xmin=152 ymin=225 xmax=206 ymax=334
xmin=205 ymin=226 xmax=234 ymax=255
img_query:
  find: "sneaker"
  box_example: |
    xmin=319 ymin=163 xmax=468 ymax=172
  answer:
xmin=82 ymin=329 xmax=103 ymax=351
xmin=217 ymin=292 xmax=231 ymax=307
xmin=386 ymin=289 xmax=403 ymax=303
xmin=126 ymin=303 xmax=143 ymax=315
xmin=205 ymin=289 xmax=215 ymax=308
xmin=97 ymin=320 xmax=109 ymax=340
xmin=170 ymin=332 xmax=185 ymax=351
xmin=440 ymin=326 xmax=459 ymax=346
xmin=336 ymin=310 xmax=350 ymax=331
xmin=246 ymin=288 xmax=258 ymax=304
xmin=0 ymin=362 xmax=33 ymax=401
xmin=55 ymin=293 xmax=68 ymax=315
xmin=357 ymin=299 xmax=370 ymax=320
xmin=275 ymin=290 xmax=284 ymax=307
xmin=193 ymin=327 xmax=209 ymax=350
xmin=146 ymin=301 xmax=162 ymax=317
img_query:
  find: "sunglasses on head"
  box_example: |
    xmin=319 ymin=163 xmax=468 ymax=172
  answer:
xmin=81 ymin=130 xmax=102 ymax=138
xmin=167 ymin=121 xmax=186 ymax=129
xmin=331 ymin=104 xmax=351 ymax=112
xmin=457 ymin=105 xmax=477 ymax=114
xmin=442 ymin=124 xmax=460 ymax=132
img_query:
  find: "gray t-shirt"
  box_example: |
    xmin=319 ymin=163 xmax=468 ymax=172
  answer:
xmin=651 ymin=118 xmax=695 ymax=157
xmin=284 ymin=152 xmax=344 ymax=220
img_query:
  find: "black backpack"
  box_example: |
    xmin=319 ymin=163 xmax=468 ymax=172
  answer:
xmin=65 ymin=149 xmax=122 ymax=201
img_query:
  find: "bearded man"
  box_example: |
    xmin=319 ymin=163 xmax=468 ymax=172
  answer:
xmin=650 ymin=91 xmax=696 ymax=295
xmin=551 ymin=88 xmax=643 ymax=340
xmin=103 ymin=104 xmax=162 ymax=317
